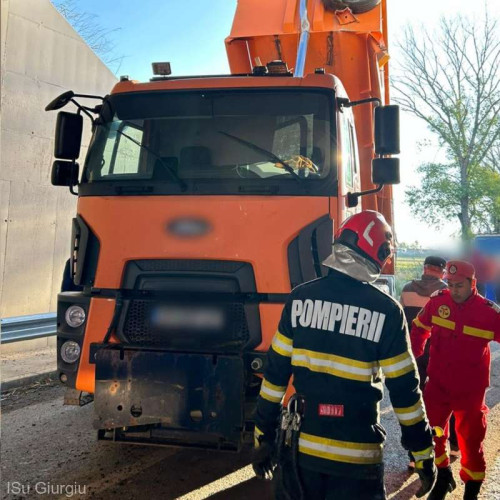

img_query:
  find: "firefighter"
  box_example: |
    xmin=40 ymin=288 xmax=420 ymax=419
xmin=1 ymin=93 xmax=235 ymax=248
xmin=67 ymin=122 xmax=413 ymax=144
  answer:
xmin=411 ymin=260 xmax=500 ymax=500
xmin=252 ymin=211 xmax=436 ymax=500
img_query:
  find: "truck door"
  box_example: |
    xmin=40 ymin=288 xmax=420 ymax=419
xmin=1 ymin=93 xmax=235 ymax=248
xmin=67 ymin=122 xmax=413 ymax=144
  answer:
xmin=338 ymin=107 xmax=361 ymax=219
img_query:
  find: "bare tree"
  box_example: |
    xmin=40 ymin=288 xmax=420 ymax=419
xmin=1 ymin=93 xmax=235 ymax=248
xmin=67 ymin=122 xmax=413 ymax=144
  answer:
xmin=53 ymin=0 xmax=125 ymax=74
xmin=394 ymin=11 xmax=500 ymax=238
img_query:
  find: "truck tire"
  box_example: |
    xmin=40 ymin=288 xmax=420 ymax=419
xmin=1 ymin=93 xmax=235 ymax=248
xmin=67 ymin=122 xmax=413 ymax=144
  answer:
xmin=322 ymin=0 xmax=381 ymax=14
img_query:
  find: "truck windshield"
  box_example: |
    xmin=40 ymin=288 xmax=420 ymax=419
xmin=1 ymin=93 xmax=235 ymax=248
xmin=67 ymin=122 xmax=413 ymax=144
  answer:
xmin=82 ymin=89 xmax=335 ymax=196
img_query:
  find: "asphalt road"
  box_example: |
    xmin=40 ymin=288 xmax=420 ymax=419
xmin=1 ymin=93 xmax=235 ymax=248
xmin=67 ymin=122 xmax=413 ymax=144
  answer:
xmin=2 ymin=345 xmax=499 ymax=500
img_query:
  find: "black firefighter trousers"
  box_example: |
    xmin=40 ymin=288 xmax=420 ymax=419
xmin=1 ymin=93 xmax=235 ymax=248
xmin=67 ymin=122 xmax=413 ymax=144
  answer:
xmin=273 ymin=464 xmax=386 ymax=500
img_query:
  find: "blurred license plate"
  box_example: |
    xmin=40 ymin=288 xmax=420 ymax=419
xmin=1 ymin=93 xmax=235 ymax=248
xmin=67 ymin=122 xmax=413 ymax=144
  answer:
xmin=151 ymin=305 xmax=225 ymax=330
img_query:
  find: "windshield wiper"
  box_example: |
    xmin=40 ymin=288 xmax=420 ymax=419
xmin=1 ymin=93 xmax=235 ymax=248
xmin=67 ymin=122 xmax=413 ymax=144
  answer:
xmin=115 ymin=185 xmax=154 ymax=195
xmin=219 ymin=131 xmax=303 ymax=182
xmin=102 ymin=122 xmax=187 ymax=191
xmin=238 ymin=185 xmax=280 ymax=194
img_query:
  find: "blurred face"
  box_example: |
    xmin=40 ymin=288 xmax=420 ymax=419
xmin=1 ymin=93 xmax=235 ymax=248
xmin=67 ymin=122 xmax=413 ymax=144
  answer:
xmin=424 ymin=264 xmax=445 ymax=278
xmin=447 ymin=278 xmax=473 ymax=303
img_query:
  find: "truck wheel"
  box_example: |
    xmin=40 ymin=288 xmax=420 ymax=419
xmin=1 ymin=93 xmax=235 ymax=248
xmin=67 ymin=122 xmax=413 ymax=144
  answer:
xmin=322 ymin=0 xmax=381 ymax=14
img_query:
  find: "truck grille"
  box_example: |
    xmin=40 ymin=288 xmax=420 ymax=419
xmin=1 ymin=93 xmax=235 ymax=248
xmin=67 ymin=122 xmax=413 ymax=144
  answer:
xmin=121 ymin=300 xmax=250 ymax=349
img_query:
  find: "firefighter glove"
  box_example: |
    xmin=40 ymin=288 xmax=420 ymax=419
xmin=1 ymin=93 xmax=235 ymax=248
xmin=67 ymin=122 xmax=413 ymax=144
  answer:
xmin=415 ymin=458 xmax=437 ymax=498
xmin=252 ymin=441 xmax=275 ymax=480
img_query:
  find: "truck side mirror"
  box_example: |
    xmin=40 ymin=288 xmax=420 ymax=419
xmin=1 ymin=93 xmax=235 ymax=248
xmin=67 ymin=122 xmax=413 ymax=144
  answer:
xmin=372 ymin=158 xmax=400 ymax=185
xmin=45 ymin=90 xmax=75 ymax=111
xmin=54 ymin=111 xmax=83 ymax=160
xmin=374 ymin=105 xmax=400 ymax=155
xmin=51 ymin=160 xmax=79 ymax=186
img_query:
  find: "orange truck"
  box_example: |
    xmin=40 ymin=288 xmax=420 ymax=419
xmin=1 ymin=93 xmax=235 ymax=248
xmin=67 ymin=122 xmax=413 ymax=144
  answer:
xmin=47 ymin=0 xmax=399 ymax=449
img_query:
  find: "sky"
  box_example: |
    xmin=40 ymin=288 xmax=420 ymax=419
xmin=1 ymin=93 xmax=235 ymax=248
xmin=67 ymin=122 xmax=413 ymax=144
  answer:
xmin=66 ymin=0 xmax=500 ymax=247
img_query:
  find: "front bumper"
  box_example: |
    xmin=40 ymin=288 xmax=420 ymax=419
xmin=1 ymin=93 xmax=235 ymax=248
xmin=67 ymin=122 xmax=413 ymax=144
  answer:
xmin=93 ymin=346 xmax=246 ymax=450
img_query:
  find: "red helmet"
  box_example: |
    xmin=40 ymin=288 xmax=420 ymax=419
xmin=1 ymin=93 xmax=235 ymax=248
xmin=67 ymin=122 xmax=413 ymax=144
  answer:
xmin=335 ymin=210 xmax=394 ymax=270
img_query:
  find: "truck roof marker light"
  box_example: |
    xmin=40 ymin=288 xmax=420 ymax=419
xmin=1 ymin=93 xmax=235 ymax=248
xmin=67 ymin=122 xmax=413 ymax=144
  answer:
xmin=152 ymin=62 xmax=172 ymax=76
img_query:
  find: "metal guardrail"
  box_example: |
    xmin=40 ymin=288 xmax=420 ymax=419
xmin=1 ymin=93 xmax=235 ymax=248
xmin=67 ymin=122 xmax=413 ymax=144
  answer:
xmin=0 ymin=313 xmax=57 ymax=344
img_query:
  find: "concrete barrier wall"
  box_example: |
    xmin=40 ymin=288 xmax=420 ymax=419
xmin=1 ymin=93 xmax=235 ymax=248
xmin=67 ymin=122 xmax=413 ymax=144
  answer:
xmin=0 ymin=0 xmax=117 ymax=326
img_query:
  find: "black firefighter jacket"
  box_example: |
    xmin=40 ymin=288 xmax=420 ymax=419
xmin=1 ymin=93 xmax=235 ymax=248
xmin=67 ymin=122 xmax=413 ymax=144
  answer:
xmin=255 ymin=269 xmax=434 ymax=478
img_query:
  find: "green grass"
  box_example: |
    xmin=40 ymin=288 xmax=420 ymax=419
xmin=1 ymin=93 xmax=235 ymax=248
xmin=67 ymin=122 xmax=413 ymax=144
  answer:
xmin=395 ymin=256 xmax=422 ymax=297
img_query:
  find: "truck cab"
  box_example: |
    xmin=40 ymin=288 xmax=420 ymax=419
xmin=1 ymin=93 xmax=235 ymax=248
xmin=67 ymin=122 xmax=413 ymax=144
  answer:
xmin=48 ymin=0 xmax=399 ymax=450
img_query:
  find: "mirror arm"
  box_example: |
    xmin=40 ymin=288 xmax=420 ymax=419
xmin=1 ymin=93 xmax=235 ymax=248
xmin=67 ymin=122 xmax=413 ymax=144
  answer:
xmin=337 ymin=97 xmax=381 ymax=110
xmin=46 ymin=91 xmax=104 ymax=112
xmin=69 ymin=158 xmax=79 ymax=196
xmin=73 ymin=93 xmax=104 ymax=101
xmin=346 ymin=184 xmax=383 ymax=208
xmin=71 ymin=99 xmax=95 ymax=124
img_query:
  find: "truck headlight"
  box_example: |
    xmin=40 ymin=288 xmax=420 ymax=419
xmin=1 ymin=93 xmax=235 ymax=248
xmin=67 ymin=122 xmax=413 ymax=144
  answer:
xmin=61 ymin=341 xmax=81 ymax=363
xmin=65 ymin=305 xmax=86 ymax=328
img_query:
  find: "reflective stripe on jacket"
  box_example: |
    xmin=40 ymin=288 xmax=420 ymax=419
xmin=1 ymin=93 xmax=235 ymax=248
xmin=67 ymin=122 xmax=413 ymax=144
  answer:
xmin=410 ymin=289 xmax=500 ymax=394
xmin=255 ymin=270 xmax=433 ymax=478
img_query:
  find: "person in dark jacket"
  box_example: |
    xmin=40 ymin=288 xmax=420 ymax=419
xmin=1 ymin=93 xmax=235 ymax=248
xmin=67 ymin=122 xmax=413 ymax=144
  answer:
xmin=400 ymin=256 xmax=447 ymax=327
xmin=252 ymin=211 xmax=436 ymax=500
xmin=400 ymin=255 xmax=447 ymax=387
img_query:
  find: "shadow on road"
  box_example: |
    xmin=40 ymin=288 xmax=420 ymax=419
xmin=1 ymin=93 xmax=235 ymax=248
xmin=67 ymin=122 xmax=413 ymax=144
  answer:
xmin=208 ymin=476 xmax=272 ymax=499
xmin=65 ymin=445 xmax=259 ymax=499
xmin=384 ymin=468 xmax=418 ymax=499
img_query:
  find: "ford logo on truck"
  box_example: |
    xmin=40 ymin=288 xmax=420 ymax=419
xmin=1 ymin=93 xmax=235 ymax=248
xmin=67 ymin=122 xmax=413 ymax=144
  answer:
xmin=167 ymin=217 xmax=211 ymax=237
